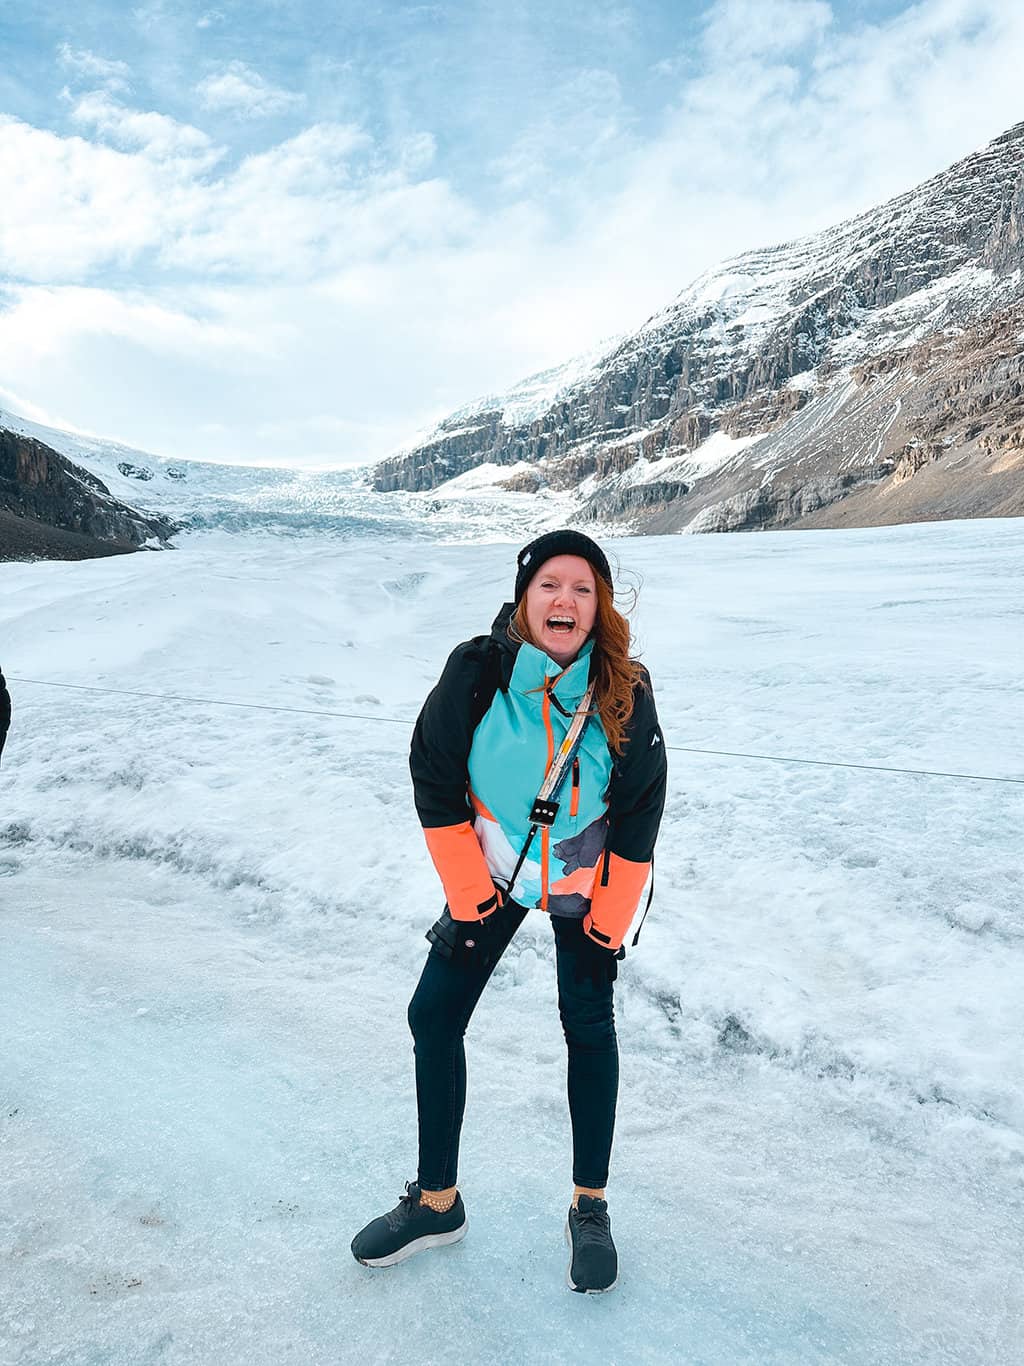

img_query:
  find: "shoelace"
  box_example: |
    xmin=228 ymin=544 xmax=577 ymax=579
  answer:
xmin=384 ymin=1183 xmax=420 ymax=1230
xmin=572 ymin=1204 xmax=611 ymax=1244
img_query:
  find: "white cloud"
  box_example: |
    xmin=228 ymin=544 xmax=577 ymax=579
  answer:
xmin=702 ymin=0 xmax=832 ymax=59
xmin=71 ymin=91 xmax=219 ymax=161
xmin=0 ymin=109 xmax=463 ymax=283
xmin=493 ymin=68 xmax=628 ymax=192
xmin=196 ymin=61 xmax=305 ymax=119
xmin=0 ymin=115 xmax=186 ymax=278
xmin=57 ymin=43 xmax=132 ymax=92
xmin=0 ymin=285 xmax=281 ymax=367
xmin=0 ymin=382 xmax=85 ymax=432
xmin=397 ymin=131 xmax=437 ymax=175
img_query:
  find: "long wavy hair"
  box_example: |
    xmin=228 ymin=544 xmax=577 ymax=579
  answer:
xmin=511 ymin=573 xmax=645 ymax=755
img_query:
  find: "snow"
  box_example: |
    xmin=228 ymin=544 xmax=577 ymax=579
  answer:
xmin=612 ymin=432 xmax=766 ymax=492
xmin=677 ymin=430 xmax=764 ymax=479
xmin=2 ymin=517 xmax=1023 ymax=1364
xmin=434 ymin=460 xmax=539 ymax=493
xmin=786 ymin=372 xmax=818 ymax=393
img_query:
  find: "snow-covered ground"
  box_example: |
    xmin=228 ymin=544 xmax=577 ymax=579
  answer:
xmin=2 ymin=519 xmax=1023 ymax=1365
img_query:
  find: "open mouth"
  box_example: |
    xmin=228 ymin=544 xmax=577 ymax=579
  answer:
xmin=546 ymin=615 xmax=576 ymax=634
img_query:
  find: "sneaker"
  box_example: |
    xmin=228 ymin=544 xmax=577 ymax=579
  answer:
xmin=351 ymin=1182 xmax=467 ymax=1268
xmin=565 ymin=1195 xmax=618 ymax=1293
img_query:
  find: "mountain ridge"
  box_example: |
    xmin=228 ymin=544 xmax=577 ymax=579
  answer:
xmin=371 ymin=120 xmax=1024 ymax=531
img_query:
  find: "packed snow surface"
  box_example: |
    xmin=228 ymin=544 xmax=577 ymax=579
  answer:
xmin=2 ymin=519 xmax=1023 ymax=1365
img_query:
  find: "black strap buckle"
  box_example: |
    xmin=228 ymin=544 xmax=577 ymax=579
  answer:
xmin=529 ymin=797 xmax=559 ymax=826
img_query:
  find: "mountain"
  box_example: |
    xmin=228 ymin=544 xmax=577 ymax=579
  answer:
xmin=371 ymin=122 xmax=1024 ymax=532
xmin=0 ymin=425 xmax=177 ymax=562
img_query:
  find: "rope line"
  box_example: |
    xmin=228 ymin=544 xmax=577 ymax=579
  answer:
xmin=8 ymin=675 xmax=1023 ymax=786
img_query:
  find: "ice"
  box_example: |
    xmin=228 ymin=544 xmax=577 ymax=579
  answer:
xmin=1 ymin=518 xmax=1023 ymax=1364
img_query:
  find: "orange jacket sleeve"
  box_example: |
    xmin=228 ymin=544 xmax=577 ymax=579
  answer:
xmin=423 ymin=823 xmax=501 ymax=922
xmin=582 ymin=853 xmax=652 ymax=951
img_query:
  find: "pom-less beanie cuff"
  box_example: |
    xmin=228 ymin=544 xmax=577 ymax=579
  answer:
xmin=514 ymin=529 xmax=613 ymax=604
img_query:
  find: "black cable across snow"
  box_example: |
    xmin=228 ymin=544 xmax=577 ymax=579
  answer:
xmin=9 ymin=675 xmax=1023 ymax=787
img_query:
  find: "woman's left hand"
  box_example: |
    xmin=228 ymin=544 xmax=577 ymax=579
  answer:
xmin=570 ymin=928 xmax=626 ymax=988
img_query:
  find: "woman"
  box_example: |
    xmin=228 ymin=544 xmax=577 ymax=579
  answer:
xmin=351 ymin=529 xmax=667 ymax=1293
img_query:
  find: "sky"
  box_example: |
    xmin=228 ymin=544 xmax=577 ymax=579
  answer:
xmin=1 ymin=0 xmax=1023 ymax=468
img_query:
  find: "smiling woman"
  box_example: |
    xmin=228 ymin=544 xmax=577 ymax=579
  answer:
xmin=351 ymin=528 xmax=667 ymax=1293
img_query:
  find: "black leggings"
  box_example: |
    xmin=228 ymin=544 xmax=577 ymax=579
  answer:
xmin=407 ymin=902 xmax=619 ymax=1191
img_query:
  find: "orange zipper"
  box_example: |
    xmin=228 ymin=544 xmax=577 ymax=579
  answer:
xmin=570 ymin=757 xmax=580 ymax=818
xmin=540 ymin=682 xmax=556 ymax=909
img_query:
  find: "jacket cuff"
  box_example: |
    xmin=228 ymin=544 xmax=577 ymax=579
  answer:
xmin=422 ymin=822 xmax=499 ymax=921
xmin=583 ymin=852 xmax=652 ymax=950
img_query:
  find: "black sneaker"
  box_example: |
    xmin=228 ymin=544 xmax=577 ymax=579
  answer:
xmin=351 ymin=1182 xmax=467 ymax=1268
xmin=565 ymin=1195 xmax=618 ymax=1293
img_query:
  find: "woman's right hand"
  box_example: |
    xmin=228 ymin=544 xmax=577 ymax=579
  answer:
xmin=425 ymin=890 xmax=512 ymax=971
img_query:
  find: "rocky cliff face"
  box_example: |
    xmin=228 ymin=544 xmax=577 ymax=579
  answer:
xmin=0 ymin=428 xmax=177 ymax=561
xmin=372 ymin=122 xmax=1024 ymax=532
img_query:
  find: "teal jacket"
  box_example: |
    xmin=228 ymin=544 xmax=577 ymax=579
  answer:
xmin=467 ymin=637 xmax=613 ymax=915
xmin=410 ymin=604 xmax=667 ymax=951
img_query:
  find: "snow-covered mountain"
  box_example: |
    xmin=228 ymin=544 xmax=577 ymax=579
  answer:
xmin=372 ymin=122 xmax=1024 ymax=532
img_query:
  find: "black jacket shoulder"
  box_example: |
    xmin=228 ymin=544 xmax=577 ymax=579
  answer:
xmin=409 ymin=633 xmax=499 ymax=829
xmin=605 ymin=663 xmax=667 ymax=863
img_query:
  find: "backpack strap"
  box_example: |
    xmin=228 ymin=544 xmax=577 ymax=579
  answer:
xmin=469 ymin=638 xmax=504 ymax=731
xmin=630 ymin=854 xmax=655 ymax=948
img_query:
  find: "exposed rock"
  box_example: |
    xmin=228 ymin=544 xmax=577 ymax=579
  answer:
xmin=0 ymin=429 xmax=177 ymax=562
xmin=118 ymin=461 xmax=154 ymax=480
xmin=496 ymin=468 xmax=544 ymax=493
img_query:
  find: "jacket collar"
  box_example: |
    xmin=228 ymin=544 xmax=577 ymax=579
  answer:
xmin=510 ymin=636 xmax=594 ymax=700
xmin=489 ymin=602 xmax=596 ymax=700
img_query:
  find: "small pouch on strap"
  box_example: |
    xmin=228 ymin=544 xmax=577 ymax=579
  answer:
xmin=425 ymin=906 xmax=459 ymax=959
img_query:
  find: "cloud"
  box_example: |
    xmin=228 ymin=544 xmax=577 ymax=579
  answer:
xmin=0 ymin=107 xmax=464 ymax=283
xmin=0 ymin=115 xmax=193 ymax=279
xmin=702 ymin=0 xmax=832 ymax=60
xmin=196 ymin=61 xmax=305 ymax=119
xmin=71 ymin=91 xmax=219 ymax=161
xmin=0 ymin=283 xmax=284 ymax=365
xmin=0 ymin=381 xmax=85 ymax=432
xmin=57 ymin=43 xmax=132 ymax=92
xmin=492 ymin=68 xmax=629 ymax=192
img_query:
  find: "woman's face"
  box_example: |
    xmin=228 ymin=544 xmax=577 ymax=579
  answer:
xmin=523 ymin=554 xmax=598 ymax=666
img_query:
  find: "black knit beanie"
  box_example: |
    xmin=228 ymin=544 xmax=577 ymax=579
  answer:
xmin=513 ymin=529 xmax=613 ymax=604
